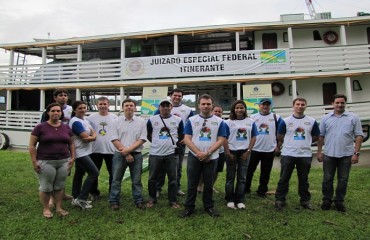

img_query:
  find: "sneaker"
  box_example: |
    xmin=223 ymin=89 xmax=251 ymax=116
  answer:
xmin=179 ymin=208 xmax=194 ymax=218
xmin=72 ymin=198 xmax=93 ymax=209
xmin=301 ymin=202 xmax=314 ymax=210
xmin=177 ymin=190 xmax=185 ymax=196
xmin=227 ymin=202 xmax=236 ymax=209
xmin=321 ymin=201 xmax=332 ymax=210
xmin=205 ymin=207 xmax=220 ymax=218
xmin=90 ymin=194 xmax=100 ymax=201
xmin=237 ymin=203 xmax=246 ymax=209
xmin=274 ymin=201 xmax=285 ymax=211
xmin=335 ymin=203 xmax=346 ymax=212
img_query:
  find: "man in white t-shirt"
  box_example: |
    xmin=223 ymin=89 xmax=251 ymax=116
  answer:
xmin=246 ymin=98 xmax=282 ymax=198
xmin=87 ymin=96 xmax=118 ymax=201
xmin=274 ymin=98 xmax=320 ymax=211
xmin=146 ymin=100 xmax=184 ymax=209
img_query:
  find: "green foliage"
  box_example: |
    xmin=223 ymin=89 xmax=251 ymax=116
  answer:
xmin=0 ymin=151 xmax=369 ymax=240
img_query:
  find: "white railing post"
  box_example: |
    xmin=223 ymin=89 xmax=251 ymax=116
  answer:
xmin=288 ymin=27 xmax=294 ymax=48
xmin=174 ymin=35 xmax=178 ymax=55
xmin=40 ymin=90 xmax=45 ymax=111
xmin=237 ymin=82 xmax=241 ymax=100
xmin=345 ymin=77 xmax=352 ymax=103
xmin=292 ymin=80 xmax=297 ymax=99
xmin=120 ymin=39 xmax=125 ymax=80
xmin=8 ymin=50 xmax=14 ymax=84
xmin=6 ymin=90 xmax=11 ymax=110
xmin=42 ymin=47 xmax=46 ymax=81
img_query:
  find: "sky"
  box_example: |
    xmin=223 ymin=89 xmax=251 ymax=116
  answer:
xmin=0 ymin=0 xmax=370 ymax=64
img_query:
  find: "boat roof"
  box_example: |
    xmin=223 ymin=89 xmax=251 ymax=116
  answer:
xmin=1 ymin=15 xmax=370 ymax=56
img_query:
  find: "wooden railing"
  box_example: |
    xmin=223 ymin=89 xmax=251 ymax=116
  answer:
xmin=0 ymin=44 xmax=369 ymax=88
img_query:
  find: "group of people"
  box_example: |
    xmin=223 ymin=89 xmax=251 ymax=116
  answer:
xmin=29 ymin=88 xmax=363 ymax=219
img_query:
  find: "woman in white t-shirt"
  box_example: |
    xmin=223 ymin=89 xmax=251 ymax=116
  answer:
xmin=224 ymin=100 xmax=258 ymax=209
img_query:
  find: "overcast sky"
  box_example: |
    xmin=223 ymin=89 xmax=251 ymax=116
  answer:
xmin=1 ymin=0 xmax=369 ymax=64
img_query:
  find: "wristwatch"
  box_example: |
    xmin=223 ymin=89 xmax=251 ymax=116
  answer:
xmin=354 ymin=152 xmax=360 ymax=156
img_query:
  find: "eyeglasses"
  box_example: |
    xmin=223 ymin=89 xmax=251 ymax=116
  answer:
xmin=57 ymin=94 xmax=68 ymax=97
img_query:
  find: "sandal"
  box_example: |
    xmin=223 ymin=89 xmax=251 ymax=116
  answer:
xmin=170 ymin=202 xmax=181 ymax=209
xmin=56 ymin=209 xmax=69 ymax=217
xmin=43 ymin=210 xmax=53 ymax=219
xmin=146 ymin=201 xmax=155 ymax=208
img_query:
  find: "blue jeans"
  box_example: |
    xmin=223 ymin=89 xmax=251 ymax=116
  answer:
xmin=225 ymin=150 xmax=249 ymax=204
xmin=90 ymin=153 xmax=113 ymax=195
xmin=109 ymin=152 xmax=144 ymax=205
xmin=72 ymin=155 xmax=99 ymax=201
xmin=184 ymin=152 xmax=216 ymax=210
xmin=322 ymin=155 xmax=352 ymax=204
xmin=275 ymin=155 xmax=312 ymax=203
xmin=246 ymin=150 xmax=275 ymax=194
xmin=156 ymin=143 xmax=185 ymax=191
xmin=148 ymin=154 xmax=178 ymax=204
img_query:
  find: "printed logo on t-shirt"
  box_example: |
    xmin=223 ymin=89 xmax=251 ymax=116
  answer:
xmin=159 ymin=127 xmax=170 ymax=139
xmin=99 ymin=121 xmax=108 ymax=136
xmin=294 ymin=127 xmax=305 ymax=140
xmin=258 ymin=123 xmax=269 ymax=135
xmin=236 ymin=128 xmax=248 ymax=141
xmin=199 ymin=119 xmax=211 ymax=141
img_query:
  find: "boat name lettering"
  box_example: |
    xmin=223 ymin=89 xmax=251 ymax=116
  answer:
xmin=150 ymin=57 xmax=181 ymax=65
xmin=180 ymin=64 xmax=225 ymax=72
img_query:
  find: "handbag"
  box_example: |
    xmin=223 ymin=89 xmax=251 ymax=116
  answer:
xmin=159 ymin=116 xmax=180 ymax=155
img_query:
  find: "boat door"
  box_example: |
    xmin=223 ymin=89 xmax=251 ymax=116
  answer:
xmin=322 ymin=82 xmax=337 ymax=105
xmin=262 ymin=33 xmax=277 ymax=49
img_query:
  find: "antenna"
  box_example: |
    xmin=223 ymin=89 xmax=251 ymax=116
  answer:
xmin=305 ymin=0 xmax=317 ymax=19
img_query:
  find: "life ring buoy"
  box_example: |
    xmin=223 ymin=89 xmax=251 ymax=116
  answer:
xmin=0 ymin=133 xmax=10 ymax=150
xmin=323 ymin=31 xmax=338 ymax=45
xmin=271 ymin=82 xmax=285 ymax=96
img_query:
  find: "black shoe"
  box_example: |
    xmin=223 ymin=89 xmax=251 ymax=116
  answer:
xmin=301 ymin=202 xmax=314 ymax=210
xmin=136 ymin=202 xmax=146 ymax=210
xmin=335 ymin=204 xmax=346 ymax=212
xmin=256 ymin=191 xmax=267 ymax=198
xmin=275 ymin=201 xmax=285 ymax=210
xmin=321 ymin=201 xmax=331 ymax=210
xmin=205 ymin=207 xmax=220 ymax=218
xmin=179 ymin=208 xmax=194 ymax=218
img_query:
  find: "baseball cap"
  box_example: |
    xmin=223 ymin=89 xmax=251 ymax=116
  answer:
xmin=259 ymin=98 xmax=272 ymax=104
xmin=159 ymin=99 xmax=172 ymax=106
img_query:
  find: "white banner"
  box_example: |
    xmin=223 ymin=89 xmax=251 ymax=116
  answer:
xmin=122 ymin=49 xmax=290 ymax=79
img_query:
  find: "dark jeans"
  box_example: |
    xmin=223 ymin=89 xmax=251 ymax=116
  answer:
xmin=275 ymin=155 xmax=312 ymax=203
xmin=109 ymin=152 xmax=144 ymax=205
xmin=225 ymin=150 xmax=249 ymax=204
xmin=72 ymin=155 xmax=99 ymax=201
xmin=156 ymin=143 xmax=185 ymax=191
xmin=184 ymin=152 xmax=216 ymax=210
xmin=322 ymin=155 xmax=352 ymax=205
xmin=148 ymin=154 xmax=178 ymax=204
xmin=90 ymin=153 xmax=113 ymax=195
xmin=245 ymin=150 xmax=275 ymax=194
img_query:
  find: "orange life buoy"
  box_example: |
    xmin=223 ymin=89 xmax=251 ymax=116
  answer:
xmin=323 ymin=31 xmax=338 ymax=45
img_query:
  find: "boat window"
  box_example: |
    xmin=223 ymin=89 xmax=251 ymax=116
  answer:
xmin=125 ymin=37 xmax=174 ymax=58
xmin=178 ymin=32 xmax=237 ymax=54
xmin=262 ymin=33 xmax=277 ymax=49
xmin=82 ymin=40 xmax=121 ymax=61
xmin=239 ymin=31 xmax=254 ymax=50
xmin=313 ymin=30 xmax=322 ymax=41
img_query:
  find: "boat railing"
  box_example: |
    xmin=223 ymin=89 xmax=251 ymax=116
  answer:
xmin=0 ymin=44 xmax=370 ymax=87
xmin=1 ymin=102 xmax=369 ymax=131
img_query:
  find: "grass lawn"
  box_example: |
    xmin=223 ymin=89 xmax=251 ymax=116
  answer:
xmin=0 ymin=151 xmax=369 ymax=240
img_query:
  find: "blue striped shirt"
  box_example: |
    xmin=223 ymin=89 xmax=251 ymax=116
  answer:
xmin=319 ymin=111 xmax=363 ymax=157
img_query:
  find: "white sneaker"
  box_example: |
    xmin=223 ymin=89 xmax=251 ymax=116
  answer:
xmin=237 ymin=203 xmax=246 ymax=209
xmin=227 ymin=202 xmax=236 ymax=209
xmin=72 ymin=198 xmax=93 ymax=209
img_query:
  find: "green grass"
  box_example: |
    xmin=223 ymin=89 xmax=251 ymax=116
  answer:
xmin=0 ymin=151 xmax=369 ymax=240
